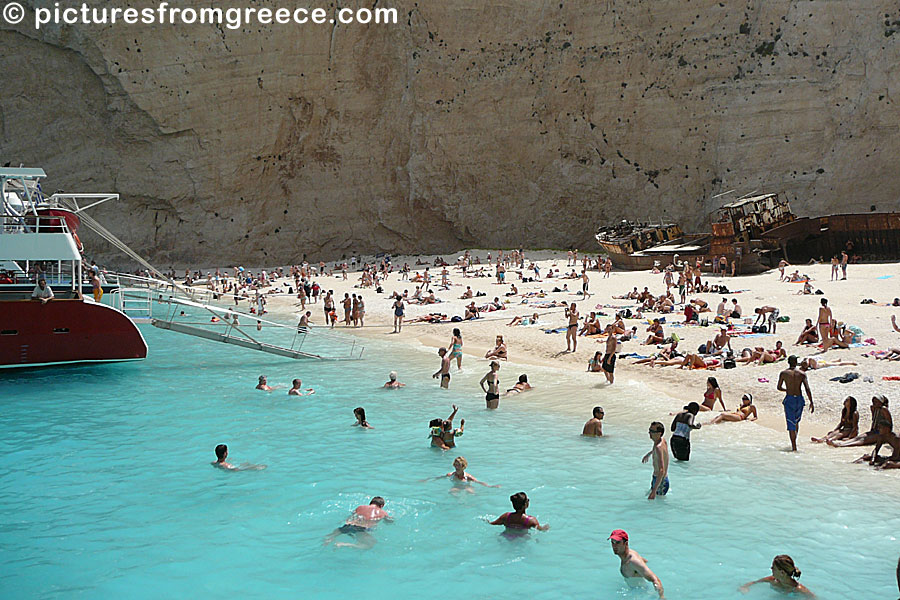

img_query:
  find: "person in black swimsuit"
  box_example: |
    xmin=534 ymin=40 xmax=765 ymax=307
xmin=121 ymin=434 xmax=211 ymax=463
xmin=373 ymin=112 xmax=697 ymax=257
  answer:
xmin=480 ymin=361 xmax=501 ymax=409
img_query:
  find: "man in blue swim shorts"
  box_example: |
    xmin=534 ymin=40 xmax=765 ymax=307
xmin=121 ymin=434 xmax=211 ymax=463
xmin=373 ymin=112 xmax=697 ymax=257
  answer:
xmin=777 ymin=355 xmax=815 ymax=451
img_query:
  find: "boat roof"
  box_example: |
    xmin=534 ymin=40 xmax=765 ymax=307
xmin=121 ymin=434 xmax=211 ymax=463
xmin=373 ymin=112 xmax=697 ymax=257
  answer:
xmin=720 ymin=193 xmax=777 ymax=208
xmin=0 ymin=168 xmax=46 ymax=179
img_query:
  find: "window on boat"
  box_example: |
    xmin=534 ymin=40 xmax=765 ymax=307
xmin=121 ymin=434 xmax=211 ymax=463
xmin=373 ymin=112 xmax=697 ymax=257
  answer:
xmin=52 ymin=328 xmax=70 ymax=334
xmin=0 ymin=330 xmax=17 ymax=335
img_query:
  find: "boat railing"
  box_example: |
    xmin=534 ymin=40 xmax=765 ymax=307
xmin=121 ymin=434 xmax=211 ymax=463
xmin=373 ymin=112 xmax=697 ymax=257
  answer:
xmin=0 ymin=213 xmax=72 ymax=236
xmin=108 ymin=272 xmax=217 ymax=304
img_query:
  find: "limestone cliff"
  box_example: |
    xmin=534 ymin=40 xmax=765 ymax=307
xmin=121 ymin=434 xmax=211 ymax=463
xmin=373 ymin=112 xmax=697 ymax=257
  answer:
xmin=2 ymin=1 xmax=899 ymax=266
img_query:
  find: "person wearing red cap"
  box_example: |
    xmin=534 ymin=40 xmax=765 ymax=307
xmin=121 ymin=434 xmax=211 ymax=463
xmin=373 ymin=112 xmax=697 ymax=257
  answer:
xmin=609 ymin=529 xmax=664 ymax=598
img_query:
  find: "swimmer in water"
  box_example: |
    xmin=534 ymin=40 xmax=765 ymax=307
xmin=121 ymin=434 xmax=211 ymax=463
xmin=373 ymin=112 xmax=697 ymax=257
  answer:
xmin=256 ymin=375 xmax=273 ymax=391
xmin=288 ymin=378 xmax=315 ymax=396
xmin=609 ymin=529 xmax=665 ymax=598
xmin=582 ymin=406 xmax=604 ymax=437
xmin=504 ymin=374 xmax=533 ymax=395
xmin=383 ymin=371 xmax=405 ymax=389
xmin=424 ymin=456 xmax=499 ymax=494
xmin=323 ymin=497 xmax=393 ymax=549
xmin=488 ymin=492 xmax=549 ymax=535
xmin=739 ymin=554 xmax=814 ymax=596
xmin=353 ymin=407 xmax=373 ymax=429
xmin=211 ymin=444 xmax=267 ymax=471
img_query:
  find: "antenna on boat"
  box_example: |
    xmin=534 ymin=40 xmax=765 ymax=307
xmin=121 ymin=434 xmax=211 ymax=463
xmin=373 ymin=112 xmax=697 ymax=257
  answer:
xmin=712 ymin=189 xmax=736 ymax=199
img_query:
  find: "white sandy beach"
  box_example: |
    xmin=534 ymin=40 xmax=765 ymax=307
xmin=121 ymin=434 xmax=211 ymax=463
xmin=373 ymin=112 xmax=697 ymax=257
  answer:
xmin=207 ymin=251 xmax=900 ymax=465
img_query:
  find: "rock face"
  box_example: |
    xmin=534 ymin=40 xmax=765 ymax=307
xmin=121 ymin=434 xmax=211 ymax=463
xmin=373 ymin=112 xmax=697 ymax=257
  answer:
xmin=2 ymin=1 xmax=899 ymax=266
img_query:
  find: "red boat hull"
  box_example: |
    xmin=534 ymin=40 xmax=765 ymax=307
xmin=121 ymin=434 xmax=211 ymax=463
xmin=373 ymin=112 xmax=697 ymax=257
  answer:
xmin=0 ymin=299 xmax=147 ymax=368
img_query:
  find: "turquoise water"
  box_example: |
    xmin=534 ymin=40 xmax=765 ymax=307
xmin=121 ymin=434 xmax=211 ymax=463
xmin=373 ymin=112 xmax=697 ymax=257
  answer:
xmin=1 ymin=319 xmax=898 ymax=599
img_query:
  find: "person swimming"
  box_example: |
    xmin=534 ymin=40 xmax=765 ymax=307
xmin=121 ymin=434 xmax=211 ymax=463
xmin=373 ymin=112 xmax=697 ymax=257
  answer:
xmin=488 ymin=492 xmax=549 ymax=537
xmin=383 ymin=371 xmax=405 ymax=389
xmin=353 ymin=407 xmax=373 ymax=429
xmin=323 ymin=497 xmax=393 ymax=549
xmin=505 ymin=374 xmax=532 ymax=395
xmin=211 ymin=444 xmax=266 ymax=471
xmin=739 ymin=554 xmax=814 ymax=596
xmin=424 ymin=456 xmax=500 ymax=494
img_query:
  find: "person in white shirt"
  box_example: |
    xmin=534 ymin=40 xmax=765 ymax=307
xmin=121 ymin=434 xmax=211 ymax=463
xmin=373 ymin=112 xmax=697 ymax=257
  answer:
xmin=31 ymin=278 xmax=54 ymax=304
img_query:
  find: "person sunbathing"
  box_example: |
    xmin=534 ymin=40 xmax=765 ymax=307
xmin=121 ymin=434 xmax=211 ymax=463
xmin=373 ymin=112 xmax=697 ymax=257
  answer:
xmin=507 ymin=312 xmax=540 ymax=327
xmin=588 ymin=351 xmax=604 ymax=372
xmin=644 ymin=319 xmax=665 ymax=345
xmin=828 ymin=395 xmax=892 ymax=448
xmin=801 ymin=357 xmax=857 ymax=369
xmin=795 ymin=319 xmax=819 ymax=345
xmin=485 ymin=335 xmax=508 ymax=360
xmin=460 ymin=287 xmax=474 ymax=299
xmin=579 ymin=313 xmax=603 ymax=336
xmin=464 ymin=302 xmax=479 ymax=320
xmin=753 ymin=341 xmax=785 ymax=365
xmin=818 ymin=323 xmax=853 ymax=352
xmin=647 ymin=353 xmax=718 ymax=369
xmin=690 ymin=298 xmax=711 ymax=312
xmin=408 ymin=313 xmax=447 ymax=323
xmin=710 ymin=394 xmax=757 ymax=424
xmin=812 ymin=396 xmax=859 ymax=443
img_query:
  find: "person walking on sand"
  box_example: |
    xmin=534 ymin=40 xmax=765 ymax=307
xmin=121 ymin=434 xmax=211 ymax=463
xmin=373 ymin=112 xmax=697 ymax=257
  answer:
xmin=565 ymin=303 xmax=579 ymax=352
xmin=840 ymin=250 xmax=849 ymax=280
xmin=581 ymin=270 xmax=591 ymax=299
xmin=608 ymin=530 xmax=665 ymax=598
xmin=433 ymin=347 xmax=452 ymax=389
xmin=642 ymin=422 xmax=669 ymax=500
xmin=777 ymin=355 xmax=815 ymax=451
xmin=480 ymin=360 xmax=501 ymax=409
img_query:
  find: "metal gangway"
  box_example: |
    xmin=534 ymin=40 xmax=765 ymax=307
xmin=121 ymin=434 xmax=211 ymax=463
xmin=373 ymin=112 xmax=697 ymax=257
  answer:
xmin=105 ymin=272 xmax=218 ymax=317
xmin=151 ymin=297 xmax=365 ymax=361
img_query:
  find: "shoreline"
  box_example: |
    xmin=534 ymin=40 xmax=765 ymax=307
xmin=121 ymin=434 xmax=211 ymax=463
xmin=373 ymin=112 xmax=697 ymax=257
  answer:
xmin=201 ymin=249 xmax=900 ymax=469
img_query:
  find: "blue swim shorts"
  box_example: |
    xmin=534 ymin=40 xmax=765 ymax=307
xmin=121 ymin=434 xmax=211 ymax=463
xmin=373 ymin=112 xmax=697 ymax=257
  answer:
xmin=650 ymin=475 xmax=670 ymax=496
xmin=783 ymin=394 xmax=805 ymax=431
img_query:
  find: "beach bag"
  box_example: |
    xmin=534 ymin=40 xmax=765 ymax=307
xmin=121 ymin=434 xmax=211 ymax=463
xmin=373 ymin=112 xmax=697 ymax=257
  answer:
xmin=700 ymin=317 xmax=709 ymax=327
xmin=723 ymin=357 xmax=736 ymax=369
xmin=777 ymin=316 xmax=790 ymax=323
xmin=698 ymin=343 xmax=707 ymax=354
xmin=450 ymin=316 xmax=462 ymax=322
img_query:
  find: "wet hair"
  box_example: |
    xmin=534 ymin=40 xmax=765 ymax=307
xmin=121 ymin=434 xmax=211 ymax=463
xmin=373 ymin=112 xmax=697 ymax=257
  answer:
xmin=842 ymin=396 xmax=857 ymax=422
xmin=593 ymin=406 xmax=604 ymax=417
xmin=772 ymin=554 xmax=801 ymax=579
xmin=685 ymin=402 xmax=700 ymax=414
xmin=429 ymin=418 xmax=443 ymax=428
xmin=707 ymin=377 xmax=719 ymax=389
xmin=453 ymin=456 xmax=468 ymax=469
xmin=452 ymin=328 xmax=462 ymax=339
xmin=215 ymin=444 xmax=227 ymax=460
xmin=518 ymin=374 xmax=528 ymax=383
xmin=510 ymin=492 xmax=529 ymax=511
xmin=370 ymin=496 xmax=385 ymax=507
xmin=650 ymin=421 xmax=665 ymax=433
xmin=389 ymin=371 xmax=397 ymax=381
xmin=258 ymin=375 xmax=267 ymax=382
xmin=354 ymin=407 xmax=366 ymax=421
xmin=292 ymin=378 xmax=301 ymax=386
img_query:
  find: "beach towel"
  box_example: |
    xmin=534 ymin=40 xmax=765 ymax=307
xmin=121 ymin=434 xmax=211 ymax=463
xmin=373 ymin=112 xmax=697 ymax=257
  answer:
xmin=877 ymin=275 xmax=894 ymax=280
xmin=542 ymin=327 xmax=567 ymax=334
xmin=883 ymin=376 xmax=900 ymax=381
xmin=620 ymin=353 xmax=648 ymax=359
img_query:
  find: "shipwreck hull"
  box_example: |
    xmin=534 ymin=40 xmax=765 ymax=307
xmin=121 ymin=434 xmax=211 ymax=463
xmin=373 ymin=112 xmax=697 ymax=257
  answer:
xmin=761 ymin=213 xmax=900 ymax=263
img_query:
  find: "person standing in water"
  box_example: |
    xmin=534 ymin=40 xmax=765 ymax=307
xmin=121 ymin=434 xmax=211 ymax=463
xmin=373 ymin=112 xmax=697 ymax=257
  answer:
xmin=449 ymin=328 xmax=464 ymax=370
xmin=608 ymin=530 xmax=665 ymax=598
xmin=323 ymin=497 xmax=392 ymax=549
xmin=777 ymin=355 xmax=814 ymax=451
xmin=602 ymin=326 xmax=618 ymax=384
xmin=432 ymin=347 xmax=452 ymax=389
xmin=480 ymin=361 xmax=501 ymax=409
xmin=642 ymin=421 xmax=669 ymax=499
xmin=670 ymin=403 xmax=701 ymax=461
xmin=739 ymin=554 xmax=814 ymax=596
xmin=392 ymin=296 xmax=405 ymax=333
xmin=488 ymin=492 xmax=549 ymax=535
xmin=582 ymin=406 xmax=604 ymax=436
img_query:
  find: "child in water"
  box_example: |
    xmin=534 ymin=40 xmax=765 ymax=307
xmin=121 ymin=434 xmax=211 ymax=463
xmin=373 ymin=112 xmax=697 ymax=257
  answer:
xmin=424 ymin=456 xmax=499 ymax=494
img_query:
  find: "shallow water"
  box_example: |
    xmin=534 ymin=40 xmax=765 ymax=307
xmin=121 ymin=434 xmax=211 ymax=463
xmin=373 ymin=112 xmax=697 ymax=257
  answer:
xmin=1 ymin=318 xmax=898 ymax=599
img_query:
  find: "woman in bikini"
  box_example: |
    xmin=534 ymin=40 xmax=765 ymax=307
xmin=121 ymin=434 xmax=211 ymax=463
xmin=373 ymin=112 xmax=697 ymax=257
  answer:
xmin=828 ymin=395 xmax=892 ymax=448
xmin=488 ymin=492 xmax=549 ymax=536
xmin=425 ymin=456 xmax=499 ymax=494
xmin=740 ymin=554 xmax=814 ymax=597
xmin=699 ymin=377 xmax=726 ymax=411
xmin=795 ymin=319 xmax=819 ymax=345
xmin=588 ymin=351 xmax=604 ymax=372
xmin=480 ymin=361 xmax=501 ymax=409
xmin=485 ymin=335 xmax=507 ymax=360
xmin=812 ymin=396 xmax=858 ymax=443
xmin=711 ymin=394 xmax=757 ymax=424
xmin=449 ymin=328 xmax=464 ymax=370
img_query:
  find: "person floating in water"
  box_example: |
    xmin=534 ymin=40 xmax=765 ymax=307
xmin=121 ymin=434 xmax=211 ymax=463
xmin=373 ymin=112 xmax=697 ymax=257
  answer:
xmin=323 ymin=497 xmax=392 ymax=550
xmin=739 ymin=554 xmax=814 ymax=596
xmin=488 ymin=492 xmax=549 ymax=535
xmin=353 ymin=407 xmax=373 ymax=429
xmin=430 ymin=405 xmax=464 ymax=450
xmin=425 ymin=456 xmax=499 ymax=494
xmin=777 ymin=355 xmax=815 ymax=451
xmin=642 ymin=422 xmax=669 ymax=499
xmin=608 ymin=529 xmax=665 ymax=598
xmin=288 ymin=378 xmax=315 ymax=396
xmin=211 ymin=444 xmax=266 ymax=471
xmin=384 ymin=371 xmax=405 ymax=389
xmin=505 ymin=374 xmax=532 ymax=395
xmin=582 ymin=406 xmax=604 ymax=437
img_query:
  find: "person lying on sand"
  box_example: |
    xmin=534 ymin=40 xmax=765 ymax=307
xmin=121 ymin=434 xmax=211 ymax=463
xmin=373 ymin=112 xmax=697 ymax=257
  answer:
xmin=710 ymin=394 xmax=757 ymax=424
xmin=507 ymin=312 xmax=540 ymax=327
xmin=800 ymin=357 xmax=857 ymax=369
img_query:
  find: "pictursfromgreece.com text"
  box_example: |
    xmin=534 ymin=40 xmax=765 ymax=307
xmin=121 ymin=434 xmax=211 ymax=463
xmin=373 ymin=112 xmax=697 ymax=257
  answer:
xmin=1 ymin=2 xmax=398 ymax=30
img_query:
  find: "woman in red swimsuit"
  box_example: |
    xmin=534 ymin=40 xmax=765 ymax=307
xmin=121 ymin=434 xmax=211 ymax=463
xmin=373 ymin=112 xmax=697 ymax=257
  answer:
xmin=489 ymin=492 xmax=549 ymax=537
